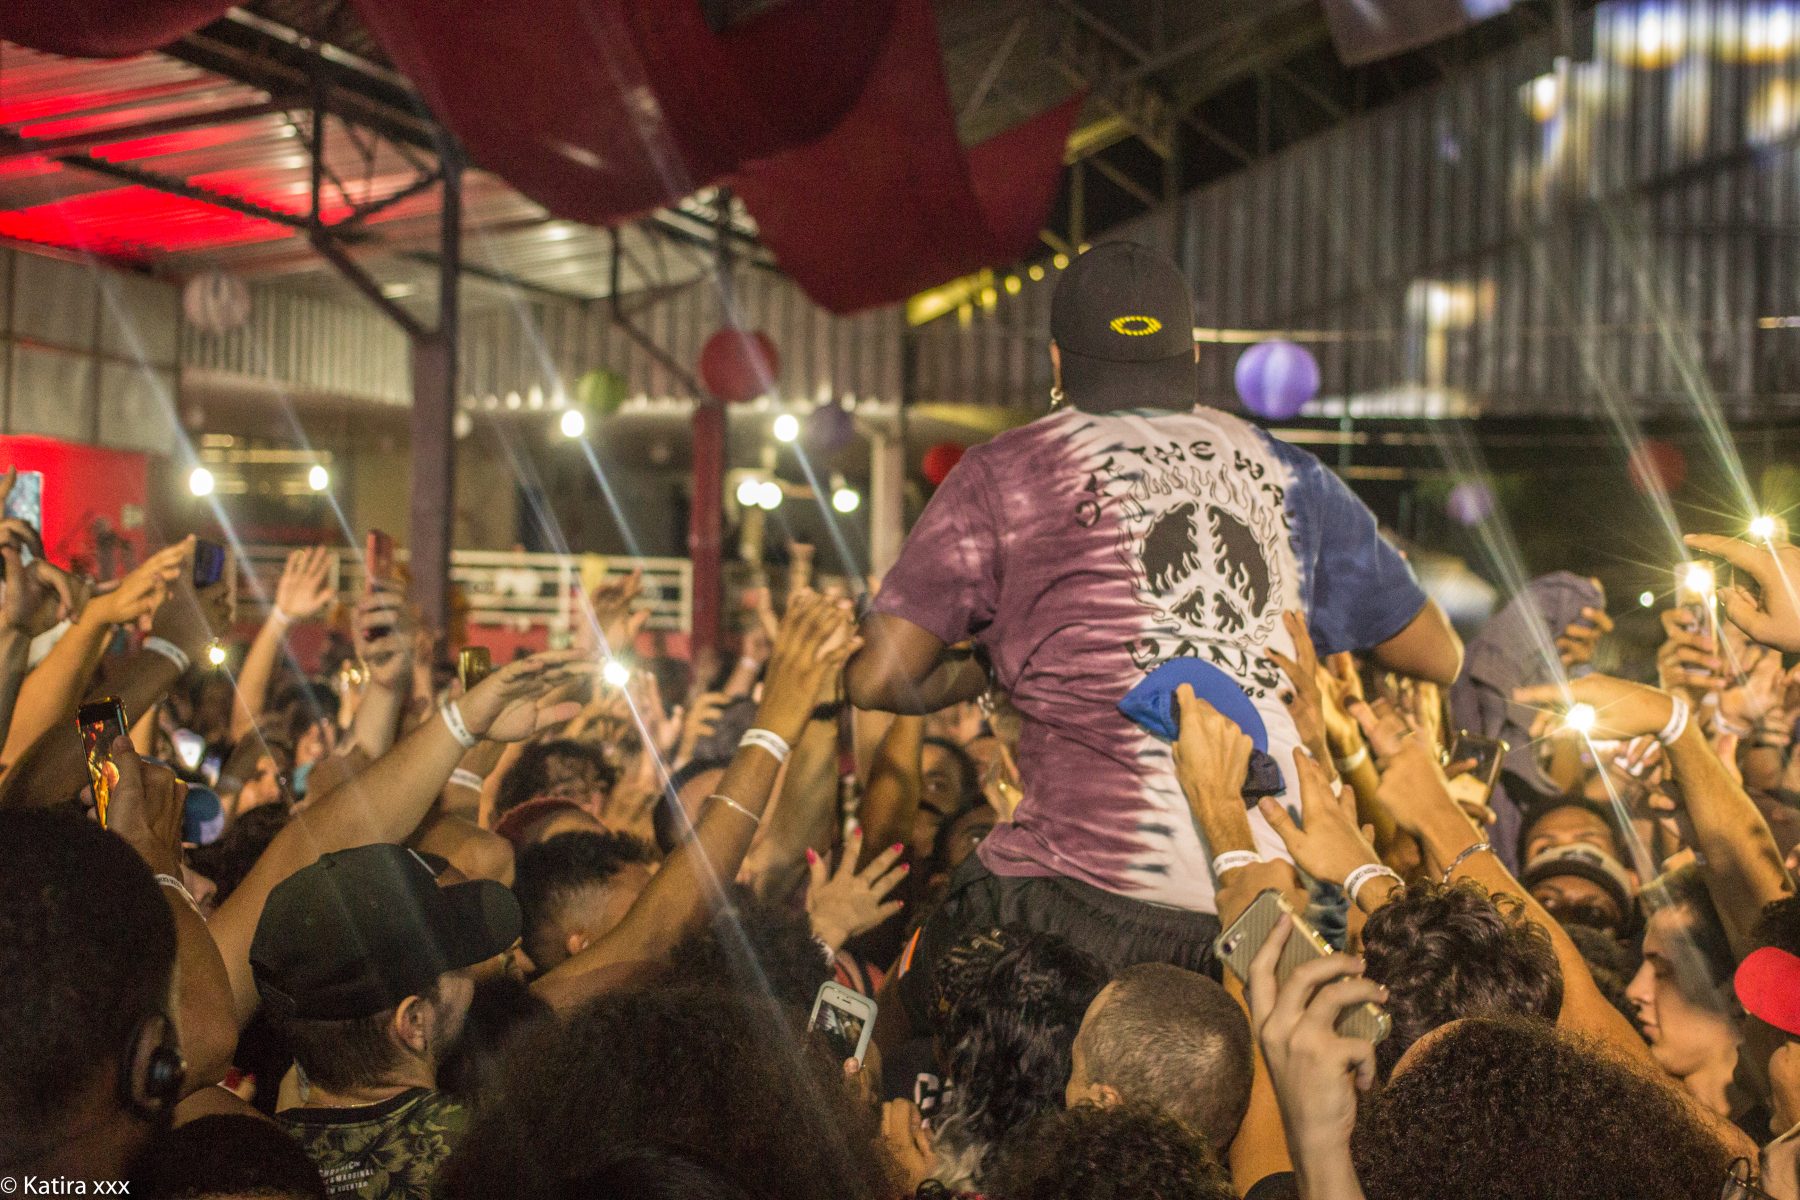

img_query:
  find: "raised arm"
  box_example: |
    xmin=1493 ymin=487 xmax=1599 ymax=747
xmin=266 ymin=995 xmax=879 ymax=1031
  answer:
xmin=855 ymin=712 xmax=924 ymax=870
xmin=1367 ymin=598 xmax=1462 ymax=689
xmin=844 ymin=614 xmax=987 ymax=714
xmin=1515 ymin=673 xmax=1794 ymax=953
xmin=534 ymin=592 xmax=860 ymax=1012
xmin=106 ymin=738 xmax=237 ymax=1095
xmin=209 ymin=651 xmax=592 ymax=1023
xmin=1 ymin=540 xmax=184 ymax=770
xmin=229 ymin=546 xmax=334 ymax=743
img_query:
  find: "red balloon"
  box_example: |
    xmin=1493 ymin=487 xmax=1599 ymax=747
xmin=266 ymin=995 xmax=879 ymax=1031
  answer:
xmin=1629 ymin=439 xmax=1687 ymax=495
xmin=922 ymin=442 xmax=965 ymax=486
xmin=698 ymin=329 xmax=780 ymax=404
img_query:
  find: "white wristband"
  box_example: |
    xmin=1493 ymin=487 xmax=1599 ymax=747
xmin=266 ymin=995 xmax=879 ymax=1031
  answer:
xmin=1344 ymin=863 xmax=1403 ymax=908
xmin=268 ymin=607 xmax=295 ymax=629
xmin=1659 ymin=695 xmax=1691 ymax=745
xmin=143 ymin=637 xmax=191 ymax=674
xmin=448 ymin=768 xmax=484 ymax=792
xmin=1333 ymin=744 xmax=1370 ymax=774
xmin=739 ymin=727 xmax=792 ymax=764
xmin=440 ymin=701 xmax=479 ymax=750
xmin=1211 ymin=850 xmax=1264 ymax=879
xmin=155 ymin=873 xmax=199 ymax=914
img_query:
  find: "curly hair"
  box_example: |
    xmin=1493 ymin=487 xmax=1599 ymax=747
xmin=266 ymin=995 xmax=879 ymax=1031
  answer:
xmin=133 ymin=1113 xmax=326 ymax=1199
xmin=0 ymin=810 xmax=176 ymax=1160
xmin=931 ymin=927 xmax=1108 ymax=1190
xmin=665 ymin=885 xmax=832 ymax=1021
xmin=439 ymin=987 xmax=895 ymax=1200
xmin=1360 ymin=880 xmax=1562 ymax=1078
xmin=986 ymin=1103 xmax=1237 ymax=1200
xmin=494 ymin=740 xmax=617 ymax=818
xmin=1352 ymin=1016 xmax=1734 ymax=1200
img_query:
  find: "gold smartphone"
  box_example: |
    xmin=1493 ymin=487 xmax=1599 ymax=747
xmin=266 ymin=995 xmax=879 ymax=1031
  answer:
xmin=1214 ymin=888 xmax=1391 ymax=1045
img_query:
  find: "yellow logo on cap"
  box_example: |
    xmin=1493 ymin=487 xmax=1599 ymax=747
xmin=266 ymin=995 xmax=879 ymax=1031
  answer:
xmin=1110 ymin=315 xmax=1162 ymax=336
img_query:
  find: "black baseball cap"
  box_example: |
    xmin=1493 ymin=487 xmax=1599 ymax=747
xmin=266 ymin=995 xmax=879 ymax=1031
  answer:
xmin=1050 ymin=241 xmax=1197 ymax=414
xmin=251 ymin=843 xmax=520 ymax=1021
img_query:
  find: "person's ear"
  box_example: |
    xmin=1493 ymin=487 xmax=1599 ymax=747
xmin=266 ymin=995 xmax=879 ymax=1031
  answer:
xmin=122 ymin=1014 xmax=184 ymax=1114
xmin=1070 ymin=1081 xmax=1122 ymax=1109
xmin=393 ymin=994 xmax=432 ymax=1056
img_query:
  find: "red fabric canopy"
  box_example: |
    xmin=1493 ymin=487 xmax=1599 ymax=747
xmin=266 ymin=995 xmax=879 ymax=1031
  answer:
xmin=349 ymin=0 xmax=899 ymax=226
xmin=0 ymin=0 xmax=1076 ymax=312
xmin=729 ymin=0 xmax=1080 ymax=313
xmin=0 ymin=0 xmax=231 ymax=58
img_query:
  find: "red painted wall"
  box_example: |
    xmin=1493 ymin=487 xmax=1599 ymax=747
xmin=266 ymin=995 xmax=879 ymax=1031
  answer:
xmin=0 ymin=436 xmax=149 ymax=577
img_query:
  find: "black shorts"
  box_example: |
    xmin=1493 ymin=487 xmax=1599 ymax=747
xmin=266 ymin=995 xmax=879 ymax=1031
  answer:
xmin=893 ymin=854 xmax=1223 ymax=1036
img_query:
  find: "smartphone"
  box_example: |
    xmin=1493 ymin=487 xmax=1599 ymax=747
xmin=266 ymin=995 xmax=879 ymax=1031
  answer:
xmin=1447 ymin=730 xmax=1509 ymax=793
xmin=1674 ymin=560 xmax=1718 ymax=613
xmin=77 ymin=697 xmax=129 ymax=829
xmin=193 ymin=538 xmax=227 ymax=589
xmin=1215 ymin=889 xmax=1391 ymax=1045
xmin=364 ymin=530 xmax=396 ymax=640
xmin=4 ymin=470 xmax=42 ymax=565
xmin=808 ymin=981 xmax=876 ymax=1065
xmin=458 ymin=646 xmax=492 ymax=691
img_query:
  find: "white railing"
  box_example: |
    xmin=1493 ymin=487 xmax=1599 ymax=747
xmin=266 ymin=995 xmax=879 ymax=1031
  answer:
xmin=232 ymin=546 xmax=692 ymax=634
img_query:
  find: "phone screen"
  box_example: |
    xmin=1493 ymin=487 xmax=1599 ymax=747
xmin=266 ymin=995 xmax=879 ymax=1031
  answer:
xmin=77 ymin=697 xmax=129 ymax=828
xmin=5 ymin=470 xmax=42 ymax=565
xmin=171 ymin=728 xmax=206 ymax=772
xmin=811 ymin=997 xmax=869 ymax=1064
xmin=1448 ymin=731 xmax=1509 ymax=792
xmin=193 ymin=539 xmax=227 ymax=589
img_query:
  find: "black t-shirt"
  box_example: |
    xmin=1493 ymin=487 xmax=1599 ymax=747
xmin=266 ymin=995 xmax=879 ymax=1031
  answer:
xmin=1244 ymin=1172 xmax=1300 ymax=1200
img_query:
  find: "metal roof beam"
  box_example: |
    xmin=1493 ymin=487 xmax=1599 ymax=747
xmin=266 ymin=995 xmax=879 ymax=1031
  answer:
xmin=0 ymin=99 xmax=295 ymax=166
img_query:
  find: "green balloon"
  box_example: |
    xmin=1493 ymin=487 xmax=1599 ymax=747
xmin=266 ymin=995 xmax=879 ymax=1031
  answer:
xmin=576 ymin=368 xmax=628 ymax=417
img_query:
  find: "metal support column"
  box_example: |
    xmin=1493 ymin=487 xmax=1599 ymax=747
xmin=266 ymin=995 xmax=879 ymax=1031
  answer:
xmin=409 ymin=145 xmax=461 ymax=630
xmin=869 ymin=428 xmax=906 ymax=578
xmin=688 ymin=190 xmax=731 ymax=662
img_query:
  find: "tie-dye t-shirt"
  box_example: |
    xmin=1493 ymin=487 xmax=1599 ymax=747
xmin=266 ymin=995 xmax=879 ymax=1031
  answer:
xmin=874 ymin=405 xmax=1426 ymax=913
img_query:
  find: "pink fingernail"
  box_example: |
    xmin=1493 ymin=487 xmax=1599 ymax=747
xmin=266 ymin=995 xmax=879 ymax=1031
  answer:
xmin=899 ymin=863 xmax=910 ymax=873
xmin=891 ymin=842 xmax=904 ymax=854
xmin=805 ymin=848 xmax=818 ymax=864
xmin=852 ymin=824 xmax=862 ymax=837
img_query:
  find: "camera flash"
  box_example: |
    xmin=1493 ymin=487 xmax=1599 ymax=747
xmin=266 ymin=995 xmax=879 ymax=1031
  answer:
xmin=1751 ymin=514 xmax=1779 ymax=541
xmin=602 ymin=660 xmax=631 ymax=688
xmin=1564 ymin=703 xmax=1598 ymax=735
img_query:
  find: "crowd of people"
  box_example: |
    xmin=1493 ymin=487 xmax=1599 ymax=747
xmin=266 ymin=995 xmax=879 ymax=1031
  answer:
xmin=8 ymin=242 xmax=1800 ymax=1200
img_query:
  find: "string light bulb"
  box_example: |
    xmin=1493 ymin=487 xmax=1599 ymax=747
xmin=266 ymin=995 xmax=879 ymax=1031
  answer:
xmin=308 ymin=464 xmax=330 ymax=491
xmin=188 ymin=466 xmax=215 ymax=497
xmin=206 ymin=642 xmax=227 ymax=668
xmin=735 ymin=478 xmax=762 ymax=508
xmin=560 ymin=409 xmax=587 ymax=439
xmin=773 ymin=413 xmax=800 ymax=444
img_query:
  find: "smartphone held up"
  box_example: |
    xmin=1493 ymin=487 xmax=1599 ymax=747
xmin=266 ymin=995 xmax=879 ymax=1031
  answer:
xmin=77 ymin=697 xmax=129 ymax=828
xmin=1215 ymin=888 xmax=1390 ymax=1045
xmin=809 ymin=981 xmax=876 ymax=1066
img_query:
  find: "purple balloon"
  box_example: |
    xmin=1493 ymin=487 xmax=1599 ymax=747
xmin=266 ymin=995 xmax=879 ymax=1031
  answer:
xmin=1447 ymin=481 xmax=1496 ymax=526
xmin=806 ymin=402 xmax=856 ymax=453
xmin=1234 ymin=340 xmax=1320 ymax=420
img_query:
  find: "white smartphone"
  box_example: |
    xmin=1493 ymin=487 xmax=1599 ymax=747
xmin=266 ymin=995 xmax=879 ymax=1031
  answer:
xmin=809 ymin=981 xmax=876 ymax=1066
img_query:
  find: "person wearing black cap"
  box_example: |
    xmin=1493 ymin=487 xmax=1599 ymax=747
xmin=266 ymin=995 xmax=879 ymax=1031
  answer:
xmin=849 ymin=242 xmax=1461 ymax=1029
xmin=255 ymin=843 xmax=520 ymax=1198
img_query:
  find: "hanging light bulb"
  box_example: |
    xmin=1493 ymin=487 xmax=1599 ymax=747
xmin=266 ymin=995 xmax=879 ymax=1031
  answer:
xmin=735 ymin=478 xmax=762 ymax=508
xmin=188 ymin=467 xmax=215 ymax=497
xmin=756 ymin=480 xmax=783 ymax=510
xmin=773 ymin=413 xmax=800 ymax=444
xmin=560 ymin=409 xmax=587 ymax=439
xmin=308 ymin=464 xmax=330 ymax=491
xmin=832 ymin=484 xmax=861 ymax=514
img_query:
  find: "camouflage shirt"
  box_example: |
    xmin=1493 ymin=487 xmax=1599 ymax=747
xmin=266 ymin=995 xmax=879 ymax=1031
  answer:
xmin=279 ymin=1088 xmax=467 ymax=1199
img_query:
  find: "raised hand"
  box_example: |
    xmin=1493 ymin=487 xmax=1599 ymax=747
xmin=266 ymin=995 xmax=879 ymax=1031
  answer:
xmin=87 ymin=540 xmax=189 ymax=628
xmin=1172 ymin=684 xmax=1258 ymax=862
xmin=0 ymin=524 xmax=75 ymax=632
xmin=676 ymin=690 xmax=729 ymax=763
xmin=1557 ymin=603 xmax=1614 ymax=669
xmin=1656 ymin=607 xmax=1727 ymax=699
xmin=274 ymin=546 xmax=336 ymax=622
xmin=755 ymin=590 xmax=860 ymax=740
xmin=1258 ymin=749 xmax=1381 ymax=892
xmin=105 ymin=736 xmax=186 ymax=879
xmin=1718 ymin=645 xmax=1787 ymax=735
xmin=805 ymin=826 xmax=907 ymax=951
xmin=1245 ymin=916 xmax=1383 ymax=1199
xmin=588 ymin=567 xmax=648 ymax=654
xmin=458 ymin=650 xmax=596 ymax=742
xmin=151 ymin=568 xmax=231 ymax=665
xmin=1268 ymin=611 xmax=1330 ymax=767
xmin=1512 ymin=674 xmax=1679 ymax=743
xmin=1685 ymin=533 xmax=1800 ymax=652
xmin=353 ymin=582 xmax=414 ymax=690
xmin=1350 ymin=698 xmax=1475 ymax=845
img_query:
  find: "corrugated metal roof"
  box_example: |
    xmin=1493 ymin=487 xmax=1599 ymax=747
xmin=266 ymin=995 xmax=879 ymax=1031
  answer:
xmin=0 ymin=40 xmax=709 ymax=312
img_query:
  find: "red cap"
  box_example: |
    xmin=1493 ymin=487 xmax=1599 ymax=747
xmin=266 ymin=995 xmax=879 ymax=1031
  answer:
xmin=492 ymin=797 xmax=594 ymax=848
xmin=1735 ymin=947 xmax=1800 ymax=1036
